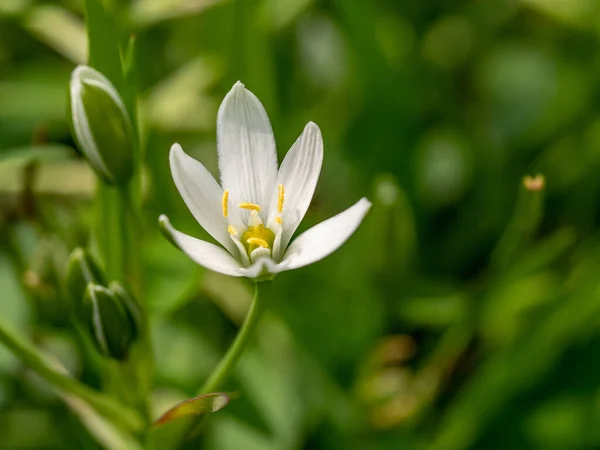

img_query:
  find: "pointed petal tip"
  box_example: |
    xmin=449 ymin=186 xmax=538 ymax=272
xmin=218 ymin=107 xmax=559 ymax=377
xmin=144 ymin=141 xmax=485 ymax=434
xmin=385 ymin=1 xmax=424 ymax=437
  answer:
xmin=232 ymin=80 xmax=245 ymax=91
xmin=228 ymin=81 xmax=249 ymax=99
xmin=220 ymin=81 xmax=251 ymax=113
xmin=169 ymin=143 xmax=184 ymax=159
xmin=359 ymin=197 xmax=373 ymax=209
xmin=158 ymin=215 xmax=179 ymax=249
xmin=304 ymin=121 xmax=321 ymax=134
xmin=158 ymin=213 xmax=172 ymax=233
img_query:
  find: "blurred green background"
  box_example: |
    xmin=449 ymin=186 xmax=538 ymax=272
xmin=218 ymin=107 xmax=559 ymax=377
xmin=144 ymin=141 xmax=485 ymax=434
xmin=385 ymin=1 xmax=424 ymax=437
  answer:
xmin=3 ymin=0 xmax=600 ymax=448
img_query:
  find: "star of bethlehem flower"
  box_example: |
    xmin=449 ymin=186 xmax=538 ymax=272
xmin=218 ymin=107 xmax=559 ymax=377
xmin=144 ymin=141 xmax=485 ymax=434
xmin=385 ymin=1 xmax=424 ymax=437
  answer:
xmin=159 ymin=81 xmax=371 ymax=281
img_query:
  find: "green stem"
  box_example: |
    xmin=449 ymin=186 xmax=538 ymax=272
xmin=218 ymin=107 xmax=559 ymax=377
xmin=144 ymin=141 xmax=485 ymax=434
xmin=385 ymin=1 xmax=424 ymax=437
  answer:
xmin=97 ymin=184 xmax=124 ymax=280
xmin=116 ymin=186 xmax=151 ymax=428
xmin=199 ymin=282 xmax=267 ymax=394
xmin=162 ymin=284 xmax=267 ymax=449
xmin=96 ymin=183 xmax=141 ymax=288
xmin=0 ymin=316 xmax=143 ymax=431
xmin=117 ymin=184 xmax=141 ymax=288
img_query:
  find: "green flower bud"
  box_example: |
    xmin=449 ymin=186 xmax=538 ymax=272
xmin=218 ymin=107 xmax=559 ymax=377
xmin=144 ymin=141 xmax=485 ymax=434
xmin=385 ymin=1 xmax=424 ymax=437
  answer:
xmin=83 ymin=283 xmax=138 ymax=361
xmin=109 ymin=281 xmax=143 ymax=339
xmin=66 ymin=247 xmax=107 ymax=310
xmin=69 ymin=65 xmax=134 ymax=185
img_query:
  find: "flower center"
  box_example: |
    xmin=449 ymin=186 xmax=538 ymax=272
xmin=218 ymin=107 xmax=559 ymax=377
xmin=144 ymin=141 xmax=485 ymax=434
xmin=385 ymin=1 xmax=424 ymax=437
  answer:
xmin=241 ymin=224 xmax=275 ymax=254
xmin=221 ymin=184 xmax=285 ymax=258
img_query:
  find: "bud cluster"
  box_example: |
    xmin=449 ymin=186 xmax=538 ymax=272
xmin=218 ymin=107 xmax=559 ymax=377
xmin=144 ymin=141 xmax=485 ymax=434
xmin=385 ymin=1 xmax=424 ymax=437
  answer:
xmin=67 ymin=248 xmax=141 ymax=360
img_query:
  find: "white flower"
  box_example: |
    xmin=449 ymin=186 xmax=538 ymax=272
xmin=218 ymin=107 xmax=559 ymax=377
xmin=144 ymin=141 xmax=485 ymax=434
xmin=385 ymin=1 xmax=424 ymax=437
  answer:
xmin=159 ymin=81 xmax=371 ymax=281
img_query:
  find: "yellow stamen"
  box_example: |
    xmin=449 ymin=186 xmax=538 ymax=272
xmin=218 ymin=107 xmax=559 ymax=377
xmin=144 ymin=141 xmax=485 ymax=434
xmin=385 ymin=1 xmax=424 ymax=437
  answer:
xmin=227 ymin=225 xmax=238 ymax=236
xmin=222 ymin=190 xmax=229 ymax=218
xmin=246 ymin=237 xmax=269 ymax=248
xmin=277 ymin=184 xmax=284 ymax=213
xmin=275 ymin=216 xmax=282 ymax=224
xmin=238 ymin=202 xmax=261 ymax=212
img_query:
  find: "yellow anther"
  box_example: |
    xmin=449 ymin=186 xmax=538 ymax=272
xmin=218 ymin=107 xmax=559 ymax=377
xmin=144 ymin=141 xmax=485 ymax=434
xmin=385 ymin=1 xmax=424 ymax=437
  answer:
xmin=246 ymin=237 xmax=269 ymax=248
xmin=238 ymin=202 xmax=261 ymax=212
xmin=222 ymin=190 xmax=229 ymax=218
xmin=277 ymin=184 xmax=285 ymax=213
xmin=227 ymin=225 xmax=238 ymax=236
xmin=275 ymin=216 xmax=283 ymax=224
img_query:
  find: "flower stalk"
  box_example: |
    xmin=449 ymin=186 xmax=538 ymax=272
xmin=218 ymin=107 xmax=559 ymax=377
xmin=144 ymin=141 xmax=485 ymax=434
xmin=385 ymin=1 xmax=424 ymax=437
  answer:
xmin=167 ymin=282 xmax=268 ymax=447
xmin=200 ymin=282 xmax=267 ymax=395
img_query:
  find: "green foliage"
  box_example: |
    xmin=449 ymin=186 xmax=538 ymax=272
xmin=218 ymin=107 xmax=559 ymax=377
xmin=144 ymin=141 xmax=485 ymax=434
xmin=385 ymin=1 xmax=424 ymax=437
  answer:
xmin=82 ymin=0 xmax=123 ymax=89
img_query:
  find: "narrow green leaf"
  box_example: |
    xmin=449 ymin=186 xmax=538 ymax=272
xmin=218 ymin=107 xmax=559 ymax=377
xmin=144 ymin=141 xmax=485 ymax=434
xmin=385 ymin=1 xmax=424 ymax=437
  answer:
xmin=0 ymin=145 xmax=73 ymax=165
xmin=129 ymin=0 xmax=225 ymax=28
xmin=490 ymin=174 xmax=545 ymax=270
xmin=22 ymin=5 xmax=87 ymax=64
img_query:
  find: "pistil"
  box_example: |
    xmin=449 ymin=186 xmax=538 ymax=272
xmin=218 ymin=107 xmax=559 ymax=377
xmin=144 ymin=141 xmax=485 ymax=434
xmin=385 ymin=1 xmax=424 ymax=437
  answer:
xmin=241 ymin=224 xmax=275 ymax=255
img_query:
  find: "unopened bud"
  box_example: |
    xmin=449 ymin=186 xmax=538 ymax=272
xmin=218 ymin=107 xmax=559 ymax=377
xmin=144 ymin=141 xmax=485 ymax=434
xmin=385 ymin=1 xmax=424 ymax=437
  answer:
xmin=109 ymin=281 xmax=143 ymax=338
xmin=83 ymin=283 xmax=138 ymax=361
xmin=66 ymin=248 xmax=106 ymax=309
xmin=69 ymin=65 xmax=134 ymax=185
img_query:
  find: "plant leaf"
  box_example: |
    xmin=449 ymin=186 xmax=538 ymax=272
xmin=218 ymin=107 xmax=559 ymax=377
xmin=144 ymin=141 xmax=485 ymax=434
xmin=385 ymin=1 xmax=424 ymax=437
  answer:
xmin=154 ymin=392 xmax=231 ymax=427
xmin=0 ymin=145 xmax=73 ymax=165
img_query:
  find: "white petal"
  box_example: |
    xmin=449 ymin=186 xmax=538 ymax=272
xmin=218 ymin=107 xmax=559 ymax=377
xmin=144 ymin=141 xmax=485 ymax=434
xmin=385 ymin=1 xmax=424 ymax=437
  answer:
xmin=269 ymin=221 xmax=283 ymax=261
xmin=280 ymin=198 xmax=372 ymax=271
xmin=270 ymin=122 xmax=323 ymax=250
xmin=229 ymin=234 xmax=251 ymax=267
xmin=159 ymin=215 xmax=245 ymax=277
xmin=249 ymin=247 xmax=271 ymax=264
xmin=239 ymin=257 xmax=288 ymax=280
xmin=170 ymin=143 xmax=237 ymax=254
xmin=217 ymin=82 xmax=277 ymax=218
